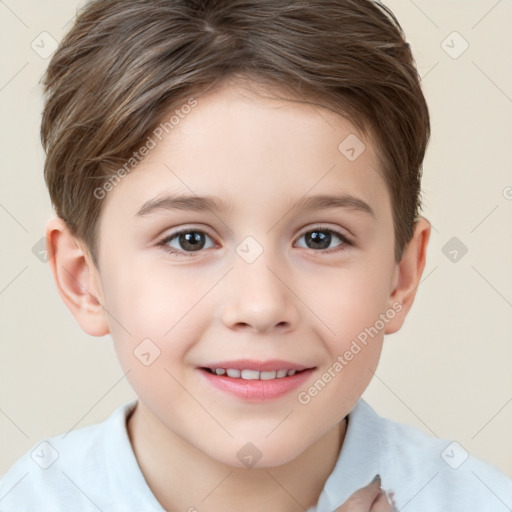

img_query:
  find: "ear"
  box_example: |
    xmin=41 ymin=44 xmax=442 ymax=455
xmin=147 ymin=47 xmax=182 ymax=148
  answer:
xmin=384 ymin=216 xmax=431 ymax=335
xmin=45 ymin=216 xmax=110 ymax=337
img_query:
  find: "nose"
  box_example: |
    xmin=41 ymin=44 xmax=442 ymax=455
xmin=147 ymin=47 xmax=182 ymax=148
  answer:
xmin=220 ymin=252 xmax=300 ymax=334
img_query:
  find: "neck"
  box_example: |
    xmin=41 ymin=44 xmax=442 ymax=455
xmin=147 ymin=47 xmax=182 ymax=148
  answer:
xmin=127 ymin=402 xmax=346 ymax=512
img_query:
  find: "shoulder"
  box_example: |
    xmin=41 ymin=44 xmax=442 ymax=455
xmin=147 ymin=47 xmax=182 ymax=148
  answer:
xmin=0 ymin=400 xmax=162 ymax=512
xmin=352 ymin=400 xmax=512 ymax=511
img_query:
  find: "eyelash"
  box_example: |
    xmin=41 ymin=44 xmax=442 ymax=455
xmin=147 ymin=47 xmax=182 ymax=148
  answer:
xmin=157 ymin=226 xmax=354 ymax=258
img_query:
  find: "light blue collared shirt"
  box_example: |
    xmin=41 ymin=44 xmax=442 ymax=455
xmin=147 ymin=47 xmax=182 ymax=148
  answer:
xmin=1 ymin=399 xmax=511 ymax=511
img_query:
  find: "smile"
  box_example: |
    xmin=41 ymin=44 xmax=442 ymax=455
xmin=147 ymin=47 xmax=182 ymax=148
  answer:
xmin=203 ymin=368 xmax=301 ymax=380
xmin=197 ymin=360 xmax=315 ymax=401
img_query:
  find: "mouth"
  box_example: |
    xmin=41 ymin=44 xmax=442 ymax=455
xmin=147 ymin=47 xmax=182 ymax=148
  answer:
xmin=197 ymin=360 xmax=316 ymax=401
xmin=200 ymin=367 xmax=306 ymax=380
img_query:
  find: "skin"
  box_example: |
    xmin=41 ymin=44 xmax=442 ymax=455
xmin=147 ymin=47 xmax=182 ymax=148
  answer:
xmin=47 ymin=79 xmax=430 ymax=512
xmin=337 ymin=477 xmax=395 ymax=512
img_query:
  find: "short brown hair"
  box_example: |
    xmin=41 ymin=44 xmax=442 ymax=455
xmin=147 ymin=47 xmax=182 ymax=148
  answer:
xmin=41 ymin=0 xmax=430 ymax=265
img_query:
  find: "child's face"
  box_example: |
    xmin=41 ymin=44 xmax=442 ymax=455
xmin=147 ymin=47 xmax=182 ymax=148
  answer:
xmin=90 ymin=81 xmax=404 ymax=466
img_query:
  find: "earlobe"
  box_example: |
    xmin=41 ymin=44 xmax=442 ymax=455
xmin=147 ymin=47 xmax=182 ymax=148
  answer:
xmin=384 ymin=216 xmax=431 ymax=335
xmin=45 ymin=217 xmax=110 ymax=337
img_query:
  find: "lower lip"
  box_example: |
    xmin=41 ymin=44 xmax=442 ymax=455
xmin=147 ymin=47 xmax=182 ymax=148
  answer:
xmin=198 ymin=368 xmax=314 ymax=402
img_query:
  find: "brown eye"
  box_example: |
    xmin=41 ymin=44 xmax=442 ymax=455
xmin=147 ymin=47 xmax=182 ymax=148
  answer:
xmin=159 ymin=229 xmax=215 ymax=256
xmin=176 ymin=231 xmax=206 ymax=251
xmin=295 ymin=227 xmax=352 ymax=252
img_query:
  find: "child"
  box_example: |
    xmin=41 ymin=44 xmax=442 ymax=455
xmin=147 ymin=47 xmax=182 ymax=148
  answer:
xmin=1 ymin=0 xmax=511 ymax=511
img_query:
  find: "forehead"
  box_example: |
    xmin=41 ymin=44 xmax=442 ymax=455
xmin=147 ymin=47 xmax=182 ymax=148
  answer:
xmin=101 ymin=81 xmax=392 ymax=224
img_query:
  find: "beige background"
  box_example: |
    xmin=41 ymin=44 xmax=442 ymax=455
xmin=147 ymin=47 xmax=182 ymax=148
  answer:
xmin=1 ymin=0 xmax=511 ymax=480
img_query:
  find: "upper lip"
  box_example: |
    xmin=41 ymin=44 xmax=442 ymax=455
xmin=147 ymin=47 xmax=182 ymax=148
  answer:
xmin=199 ymin=359 xmax=314 ymax=372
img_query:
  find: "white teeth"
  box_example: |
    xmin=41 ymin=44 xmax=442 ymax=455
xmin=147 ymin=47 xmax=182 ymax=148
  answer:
xmin=211 ymin=368 xmax=302 ymax=379
xmin=241 ymin=369 xmax=260 ymax=380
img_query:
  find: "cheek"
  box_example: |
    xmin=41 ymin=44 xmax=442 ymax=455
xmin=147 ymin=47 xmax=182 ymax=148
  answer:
xmin=100 ymin=258 xmax=216 ymax=374
xmin=303 ymin=262 xmax=394 ymax=347
xmin=298 ymin=254 xmax=394 ymax=417
xmin=101 ymin=257 xmax=200 ymax=334
xmin=295 ymin=271 xmax=388 ymax=424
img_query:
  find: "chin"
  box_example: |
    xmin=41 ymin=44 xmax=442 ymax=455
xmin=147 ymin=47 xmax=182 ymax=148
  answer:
xmin=210 ymin=435 xmax=311 ymax=470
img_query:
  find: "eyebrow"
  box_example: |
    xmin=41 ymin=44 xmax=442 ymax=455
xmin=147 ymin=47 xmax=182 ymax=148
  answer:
xmin=136 ymin=193 xmax=375 ymax=218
